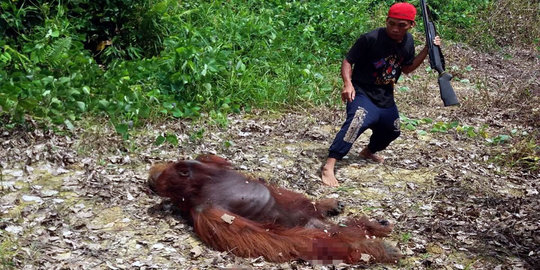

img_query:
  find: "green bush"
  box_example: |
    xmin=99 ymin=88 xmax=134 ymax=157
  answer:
xmin=0 ymin=1 xmax=100 ymax=127
xmin=0 ymin=0 xmax=536 ymax=135
xmin=420 ymin=0 xmax=491 ymax=36
xmin=0 ymin=0 xmax=177 ymax=132
xmin=66 ymin=0 xmax=175 ymax=63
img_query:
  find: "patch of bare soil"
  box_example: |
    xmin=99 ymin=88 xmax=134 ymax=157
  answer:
xmin=1 ymin=44 xmax=538 ymax=270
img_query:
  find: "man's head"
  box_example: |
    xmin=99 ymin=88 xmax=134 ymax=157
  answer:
xmin=386 ymin=2 xmax=416 ymax=42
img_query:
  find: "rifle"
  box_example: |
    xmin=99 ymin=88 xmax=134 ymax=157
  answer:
xmin=420 ymin=0 xmax=460 ymax=106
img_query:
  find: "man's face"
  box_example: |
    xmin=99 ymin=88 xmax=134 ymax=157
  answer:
xmin=385 ymin=17 xmax=415 ymax=42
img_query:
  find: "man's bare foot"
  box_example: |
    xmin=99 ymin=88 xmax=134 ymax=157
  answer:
xmin=321 ymin=158 xmax=339 ymax=187
xmin=321 ymin=166 xmax=339 ymax=187
xmin=359 ymin=147 xmax=384 ymax=163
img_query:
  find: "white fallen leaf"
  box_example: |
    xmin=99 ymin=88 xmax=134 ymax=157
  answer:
xmin=76 ymin=210 xmax=93 ymax=218
xmin=105 ymin=261 xmax=119 ymax=270
xmin=152 ymin=243 xmax=165 ymax=250
xmin=327 ymin=193 xmax=339 ymax=199
xmin=4 ymin=169 xmax=23 ymax=177
xmin=22 ymin=195 xmax=43 ymax=203
xmin=238 ymin=131 xmax=252 ymax=137
xmin=404 ymin=247 xmax=415 ymax=255
xmin=108 ymin=156 xmax=121 ymax=164
xmin=360 ymin=253 xmax=371 ymax=262
xmin=53 ymin=252 xmax=72 ymax=261
xmin=0 ymin=181 xmax=15 ymax=189
xmin=5 ymin=225 xmax=23 ymax=234
xmin=53 ymin=167 xmax=70 ymax=176
xmin=221 ymin=213 xmax=235 ymax=224
xmin=41 ymin=190 xmax=59 ymax=197
xmin=190 ymin=245 xmax=203 ymax=257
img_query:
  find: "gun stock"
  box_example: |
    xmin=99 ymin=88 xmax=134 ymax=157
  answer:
xmin=420 ymin=0 xmax=459 ymax=106
xmin=438 ymin=72 xmax=458 ymax=106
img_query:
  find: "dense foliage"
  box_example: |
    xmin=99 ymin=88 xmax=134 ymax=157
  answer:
xmin=0 ymin=0 xmax=537 ymax=136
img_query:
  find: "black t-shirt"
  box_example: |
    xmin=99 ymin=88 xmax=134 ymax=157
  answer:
xmin=346 ymin=28 xmax=415 ymax=108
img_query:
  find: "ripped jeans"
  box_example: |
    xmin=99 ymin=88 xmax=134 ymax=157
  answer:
xmin=327 ymin=91 xmax=400 ymax=160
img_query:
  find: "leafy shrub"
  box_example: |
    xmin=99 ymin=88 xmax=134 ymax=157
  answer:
xmin=0 ymin=0 xmax=536 ymax=137
xmin=0 ymin=0 xmax=178 ymax=131
xmin=66 ymin=0 xmax=175 ymax=63
xmin=0 ymin=2 xmax=100 ymax=128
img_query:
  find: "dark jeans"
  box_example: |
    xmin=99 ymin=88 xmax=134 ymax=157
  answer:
xmin=328 ymin=91 xmax=400 ymax=160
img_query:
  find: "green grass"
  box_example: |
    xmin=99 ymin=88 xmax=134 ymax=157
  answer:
xmin=0 ymin=239 xmax=17 ymax=269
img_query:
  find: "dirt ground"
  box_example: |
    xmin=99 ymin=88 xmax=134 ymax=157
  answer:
xmin=1 ymin=44 xmax=538 ymax=270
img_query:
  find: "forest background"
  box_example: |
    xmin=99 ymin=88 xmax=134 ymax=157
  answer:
xmin=0 ymin=1 xmax=537 ymax=135
xmin=2 ymin=0 xmax=538 ymax=170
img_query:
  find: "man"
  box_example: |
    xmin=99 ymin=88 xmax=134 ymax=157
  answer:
xmin=321 ymin=2 xmax=441 ymax=187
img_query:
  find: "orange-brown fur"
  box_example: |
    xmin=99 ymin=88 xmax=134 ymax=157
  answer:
xmin=147 ymin=154 xmax=401 ymax=264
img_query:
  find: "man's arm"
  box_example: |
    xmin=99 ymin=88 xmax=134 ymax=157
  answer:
xmin=341 ymin=58 xmax=355 ymax=102
xmin=402 ymin=36 xmax=441 ymax=74
xmin=402 ymin=46 xmax=428 ymax=74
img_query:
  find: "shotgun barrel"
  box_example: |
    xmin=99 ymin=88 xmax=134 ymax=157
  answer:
xmin=420 ymin=0 xmax=460 ymax=106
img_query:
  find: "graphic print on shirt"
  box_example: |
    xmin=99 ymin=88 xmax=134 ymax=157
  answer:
xmin=344 ymin=107 xmax=367 ymax=143
xmin=372 ymin=54 xmax=402 ymax=86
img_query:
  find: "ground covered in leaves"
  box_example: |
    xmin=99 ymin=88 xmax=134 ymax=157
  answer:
xmin=1 ymin=44 xmax=538 ymax=269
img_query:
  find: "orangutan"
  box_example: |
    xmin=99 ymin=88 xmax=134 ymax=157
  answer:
xmin=147 ymin=154 xmax=400 ymax=264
